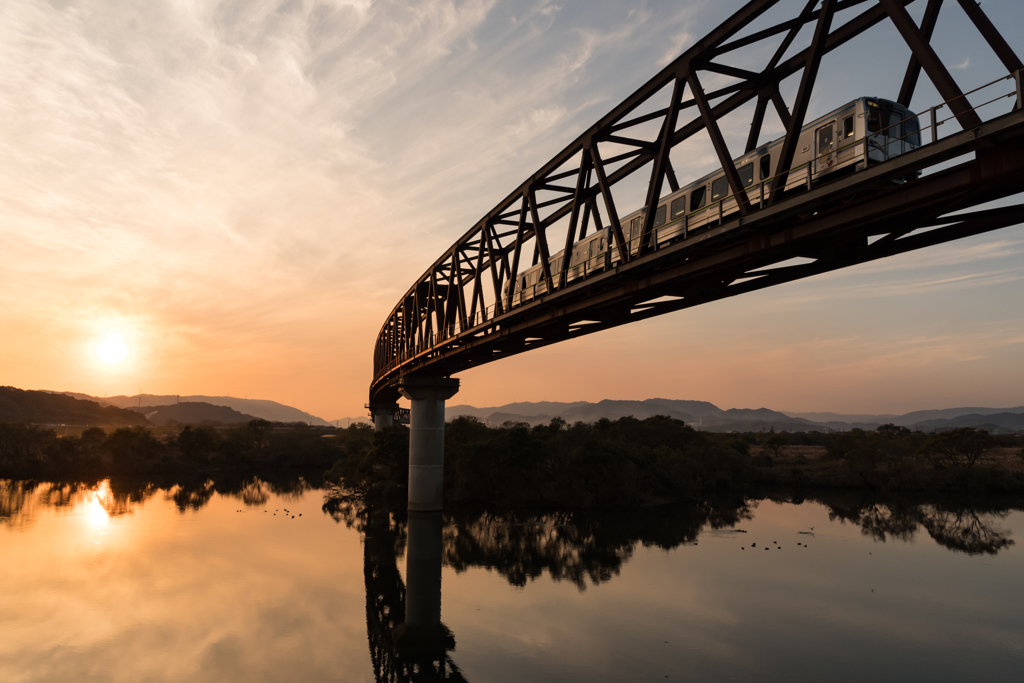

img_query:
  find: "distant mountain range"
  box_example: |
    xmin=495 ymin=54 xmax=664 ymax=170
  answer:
xmin=446 ymin=399 xmax=1024 ymax=434
xmin=3 ymin=384 xmax=1019 ymax=434
xmin=62 ymin=392 xmax=330 ymax=425
xmin=1 ymin=386 xmax=148 ymax=426
xmin=128 ymin=402 xmax=257 ymax=427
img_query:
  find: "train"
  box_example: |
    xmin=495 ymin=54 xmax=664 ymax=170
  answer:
xmin=506 ymin=96 xmax=922 ymax=307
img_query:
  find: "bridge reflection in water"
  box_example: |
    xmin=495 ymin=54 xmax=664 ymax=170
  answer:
xmin=363 ymin=508 xmax=466 ymax=683
xmin=316 ymin=490 xmax=1022 ymax=683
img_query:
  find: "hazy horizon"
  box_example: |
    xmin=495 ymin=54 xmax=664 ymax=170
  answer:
xmin=2 ymin=0 xmax=1022 ymax=420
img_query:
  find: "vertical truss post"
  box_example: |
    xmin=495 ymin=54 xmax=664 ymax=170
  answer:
xmin=745 ymin=95 xmax=769 ymax=153
xmin=415 ymin=285 xmax=425 ymax=351
xmin=453 ymin=252 xmax=468 ymax=331
xmin=898 ymin=0 xmax=943 ymax=107
xmin=426 ymin=272 xmax=438 ymax=345
xmin=558 ymin=152 xmax=593 ymax=289
xmin=440 ymin=257 xmax=455 ymax=335
xmin=483 ymin=223 xmax=505 ymax=315
xmin=468 ymin=240 xmax=485 ymax=325
xmin=689 ymin=68 xmax=752 ymax=217
xmin=750 ymin=0 xmax=816 ymax=153
xmin=665 ymin=159 xmax=680 ymax=192
xmin=639 ymin=75 xmax=686 ymax=256
xmin=505 ymin=194 xmax=529 ymax=310
xmin=880 ymin=0 xmax=981 ymax=130
xmin=527 ymin=189 xmax=555 ymax=292
xmin=768 ymin=0 xmax=836 ymax=205
xmin=589 ymin=142 xmax=629 ymax=263
xmin=769 ymin=86 xmax=792 ymax=129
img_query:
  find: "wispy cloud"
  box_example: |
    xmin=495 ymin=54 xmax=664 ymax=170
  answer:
xmin=1 ymin=0 xmax=1021 ymax=417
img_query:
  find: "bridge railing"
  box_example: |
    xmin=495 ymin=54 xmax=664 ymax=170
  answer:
xmin=374 ymin=72 xmax=1022 ymax=383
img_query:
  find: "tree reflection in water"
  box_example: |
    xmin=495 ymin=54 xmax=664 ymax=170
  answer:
xmin=2 ymin=477 xmax=1021 ymax=682
xmin=0 ymin=474 xmax=319 ymax=525
xmin=815 ymin=490 xmax=1017 ymax=555
xmin=323 ymin=489 xmax=1021 ymax=683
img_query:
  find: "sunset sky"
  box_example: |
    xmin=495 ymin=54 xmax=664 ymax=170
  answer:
xmin=1 ymin=0 xmax=1022 ymax=421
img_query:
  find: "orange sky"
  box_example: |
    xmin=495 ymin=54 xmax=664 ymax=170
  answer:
xmin=1 ymin=0 xmax=1022 ymax=421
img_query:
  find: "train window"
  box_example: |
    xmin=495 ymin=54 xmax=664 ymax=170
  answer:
xmin=630 ymin=217 xmax=641 ymax=239
xmin=671 ymin=196 xmax=686 ymax=218
xmin=889 ymin=111 xmax=903 ymax=138
xmin=690 ymin=186 xmax=706 ymax=211
xmin=654 ymin=205 xmax=667 ymax=227
xmin=817 ymin=124 xmax=834 ymax=153
xmin=711 ymin=176 xmax=729 ymax=201
xmin=599 ymin=238 xmax=605 ymax=251
xmin=844 ymin=117 xmax=854 ymax=139
xmin=867 ymin=106 xmax=882 ymax=133
xmin=738 ymin=163 xmax=754 ymax=187
xmin=904 ymin=115 xmax=921 ymax=146
xmin=760 ymin=154 xmax=771 ymax=180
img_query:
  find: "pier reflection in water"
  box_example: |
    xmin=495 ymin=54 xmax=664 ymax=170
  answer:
xmin=2 ymin=478 xmax=1023 ymax=682
xmin=320 ymin=489 xmax=1020 ymax=683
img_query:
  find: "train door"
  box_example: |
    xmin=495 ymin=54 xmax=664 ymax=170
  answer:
xmin=836 ymin=114 xmax=857 ymax=168
xmin=813 ymin=120 xmax=836 ymax=178
xmin=887 ymin=109 xmax=904 ymax=158
xmin=629 ymin=217 xmax=641 ymax=256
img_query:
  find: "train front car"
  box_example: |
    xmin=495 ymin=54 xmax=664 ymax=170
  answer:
xmin=863 ymin=98 xmax=922 ymax=168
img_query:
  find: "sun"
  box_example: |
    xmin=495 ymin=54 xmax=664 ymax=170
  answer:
xmin=96 ymin=333 xmax=128 ymax=365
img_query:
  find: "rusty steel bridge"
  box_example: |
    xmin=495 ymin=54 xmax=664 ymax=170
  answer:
xmin=366 ymin=0 xmax=1023 ymax=514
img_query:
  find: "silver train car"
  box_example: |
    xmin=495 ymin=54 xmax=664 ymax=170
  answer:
xmin=507 ymin=97 xmax=921 ymax=306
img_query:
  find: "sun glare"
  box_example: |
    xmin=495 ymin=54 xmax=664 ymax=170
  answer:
xmin=97 ymin=333 xmax=128 ymax=365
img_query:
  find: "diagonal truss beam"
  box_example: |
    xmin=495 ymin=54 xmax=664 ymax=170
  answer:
xmin=372 ymin=0 xmax=1024 ymax=396
xmin=880 ymin=0 xmax=981 ymax=129
xmin=768 ymin=0 xmax=836 ymax=204
xmin=689 ymin=68 xmax=752 ymax=217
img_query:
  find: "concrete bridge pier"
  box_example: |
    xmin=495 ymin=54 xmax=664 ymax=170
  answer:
xmin=398 ymin=377 xmax=460 ymax=512
xmin=369 ymin=401 xmax=398 ymax=432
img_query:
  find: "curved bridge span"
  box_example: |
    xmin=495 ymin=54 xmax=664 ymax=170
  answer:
xmin=369 ymin=0 xmax=1024 ymax=441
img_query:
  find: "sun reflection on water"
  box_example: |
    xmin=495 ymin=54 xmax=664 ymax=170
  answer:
xmin=87 ymin=482 xmax=111 ymax=531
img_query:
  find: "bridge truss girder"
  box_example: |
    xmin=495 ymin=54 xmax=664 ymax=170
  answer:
xmin=371 ymin=0 xmax=1023 ymax=404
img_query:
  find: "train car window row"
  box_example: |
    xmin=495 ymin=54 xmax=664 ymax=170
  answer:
xmin=654 ymin=205 xmax=667 ymax=228
xmin=711 ymin=176 xmax=729 ymax=202
xmin=690 ymin=185 xmax=706 ymax=211
xmin=738 ymin=163 xmax=754 ymax=187
xmin=671 ymin=196 xmax=686 ymax=219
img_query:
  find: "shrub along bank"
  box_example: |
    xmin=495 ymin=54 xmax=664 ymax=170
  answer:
xmin=4 ymin=415 xmax=1023 ymax=508
xmin=0 ymin=420 xmax=372 ymax=479
xmin=326 ymin=417 xmax=1024 ymax=509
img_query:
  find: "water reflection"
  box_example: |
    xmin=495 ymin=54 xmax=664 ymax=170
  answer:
xmin=1 ymin=478 xmax=1022 ymax=681
xmin=321 ymin=490 xmax=1020 ymax=683
xmin=811 ymin=491 xmax=1016 ymax=555
xmin=352 ymin=506 xmax=466 ymax=682
xmin=0 ymin=475 xmax=318 ymax=528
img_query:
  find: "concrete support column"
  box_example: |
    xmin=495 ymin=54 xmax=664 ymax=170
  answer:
xmin=398 ymin=377 xmax=459 ymax=512
xmin=369 ymin=402 xmax=398 ymax=432
xmin=404 ymin=510 xmax=443 ymax=627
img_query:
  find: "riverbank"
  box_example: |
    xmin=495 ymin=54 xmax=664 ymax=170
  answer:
xmin=326 ymin=416 xmax=1024 ymax=510
xmin=3 ymin=416 xmax=1023 ymax=507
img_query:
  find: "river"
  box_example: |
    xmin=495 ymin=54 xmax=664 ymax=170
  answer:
xmin=2 ymin=478 xmax=1022 ymax=682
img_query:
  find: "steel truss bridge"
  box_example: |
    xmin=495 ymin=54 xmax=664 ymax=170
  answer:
xmin=370 ymin=0 xmax=1024 ymax=411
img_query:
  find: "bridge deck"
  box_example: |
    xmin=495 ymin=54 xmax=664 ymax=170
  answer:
xmin=371 ymin=107 xmax=1024 ymax=404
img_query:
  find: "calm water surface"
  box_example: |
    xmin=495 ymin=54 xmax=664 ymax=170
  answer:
xmin=2 ymin=479 xmax=1022 ymax=682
